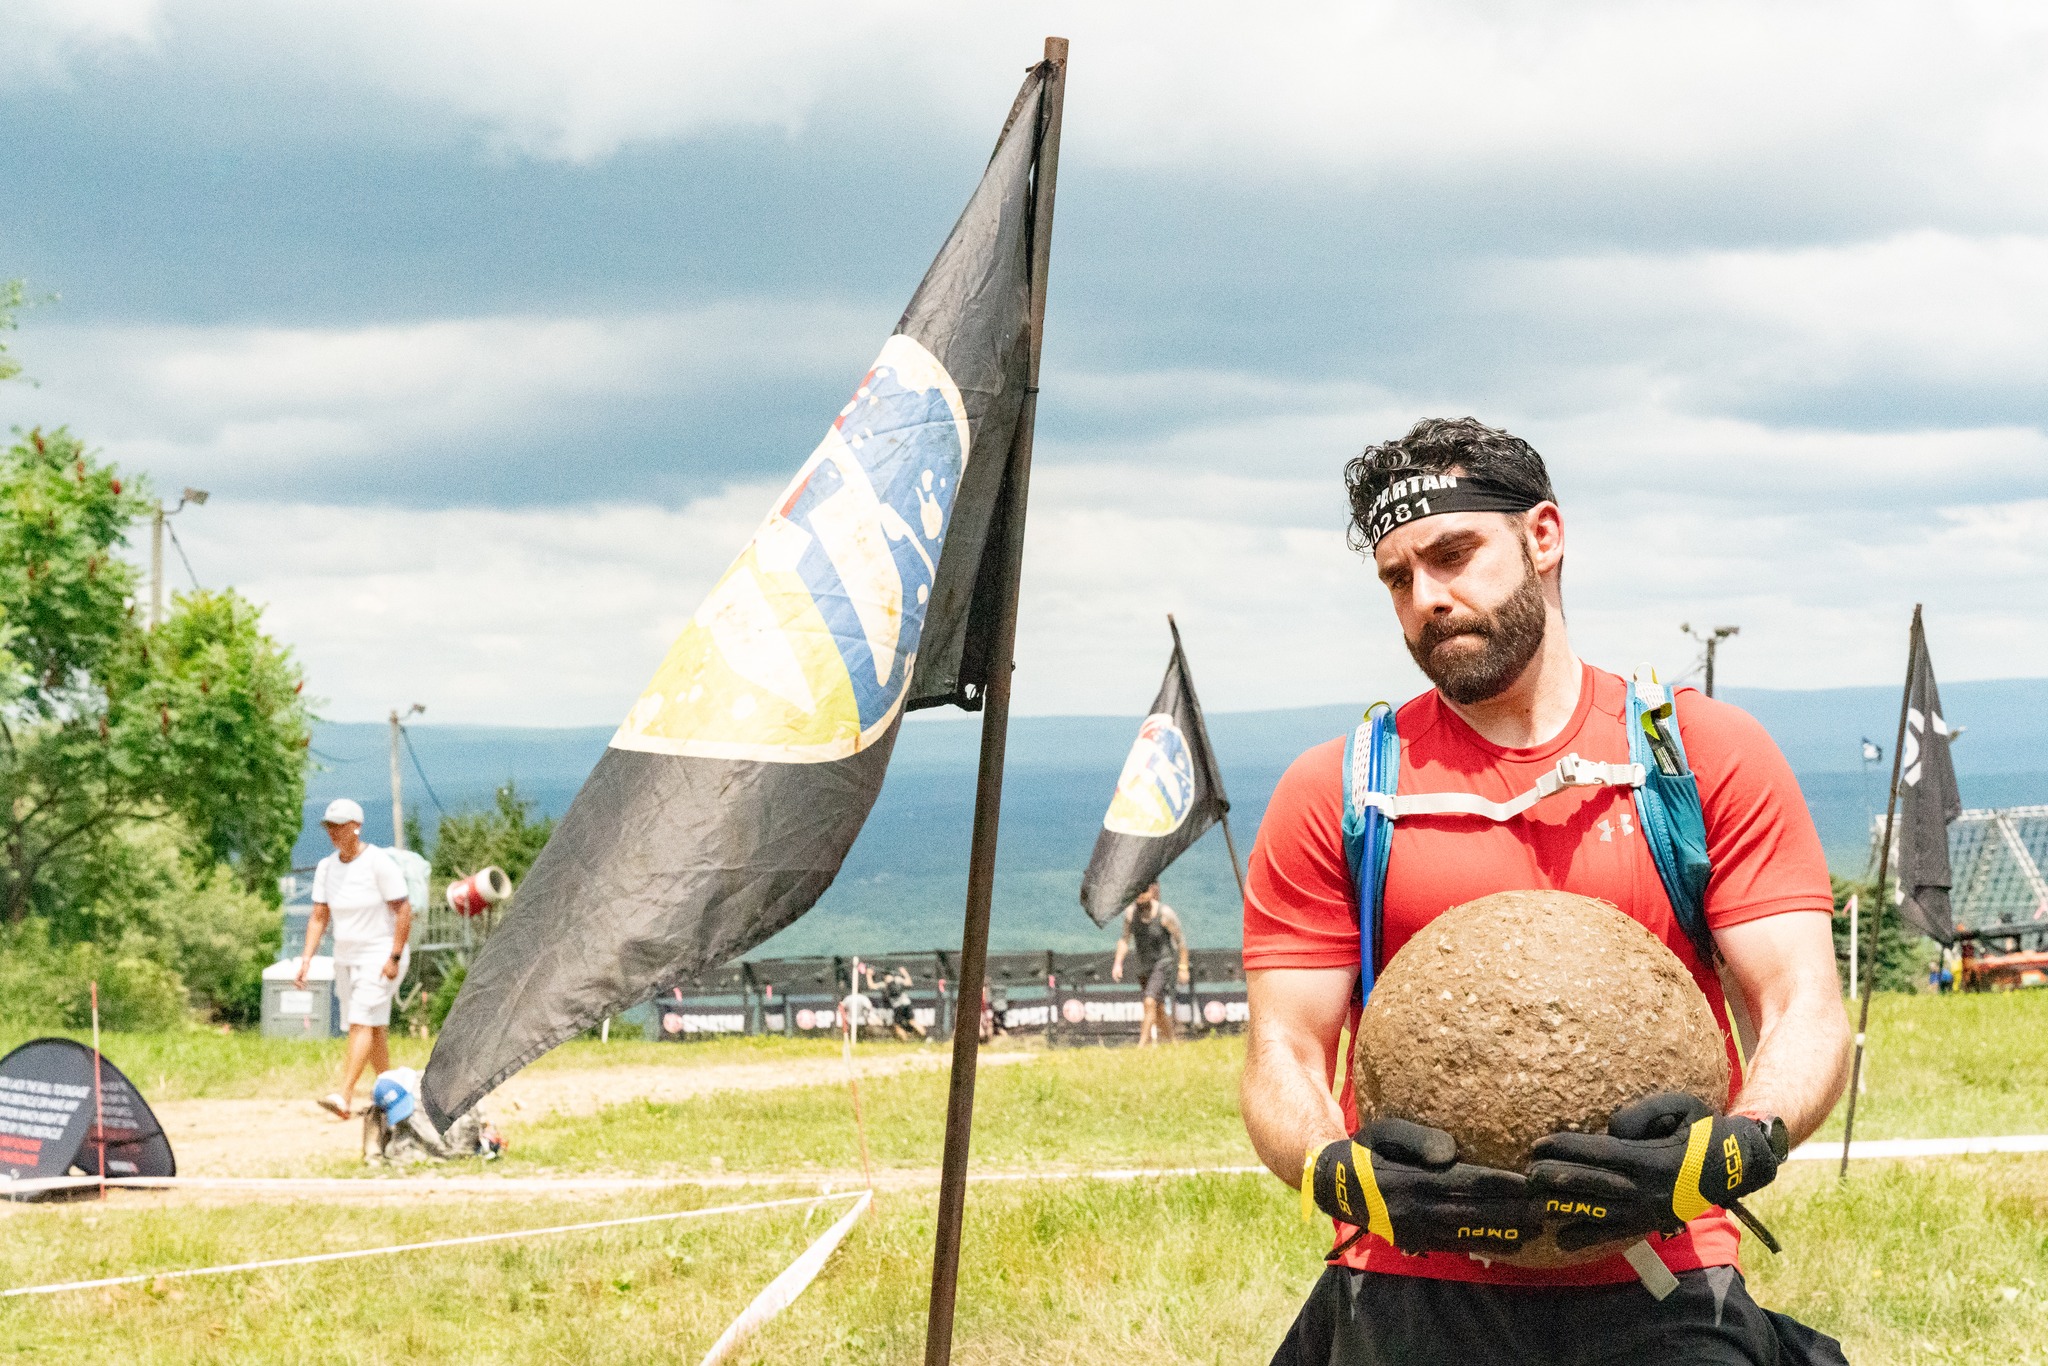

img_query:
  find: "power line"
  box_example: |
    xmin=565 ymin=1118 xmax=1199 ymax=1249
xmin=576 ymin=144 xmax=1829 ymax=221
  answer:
xmin=398 ymin=724 xmax=448 ymax=817
xmin=163 ymin=519 xmax=202 ymax=592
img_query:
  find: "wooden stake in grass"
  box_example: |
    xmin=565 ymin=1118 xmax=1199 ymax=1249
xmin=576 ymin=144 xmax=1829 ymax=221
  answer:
xmin=91 ymin=980 xmax=105 ymax=1203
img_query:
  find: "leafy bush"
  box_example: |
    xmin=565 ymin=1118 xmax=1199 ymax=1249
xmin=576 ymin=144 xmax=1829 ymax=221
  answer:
xmin=124 ymin=833 xmax=281 ymax=1025
xmin=0 ymin=919 xmax=188 ymax=1032
xmin=427 ymin=962 xmax=467 ymax=1032
xmin=0 ymin=823 xmax=282 ymax=1029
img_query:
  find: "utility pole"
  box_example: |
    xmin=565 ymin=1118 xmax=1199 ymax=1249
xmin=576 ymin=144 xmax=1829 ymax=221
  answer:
xmin=390 ymin=704 xmax=425 ymax=849
xmin=148 ymin=487 xmax=211 ymax=628
xmin=150 ymin=505 xmax=163 ymax=629
xmin=1680 ymin=622 xmax=1740 ymax=698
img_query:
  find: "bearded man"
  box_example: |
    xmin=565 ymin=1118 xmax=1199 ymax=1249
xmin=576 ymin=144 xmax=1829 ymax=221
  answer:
xmin=1240 ymin=419 xmax=1852 ymax=1365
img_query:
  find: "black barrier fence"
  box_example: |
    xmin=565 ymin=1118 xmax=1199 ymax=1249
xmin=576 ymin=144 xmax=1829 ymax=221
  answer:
xmin=645 ymin=948 xmax=1248 ymax=1046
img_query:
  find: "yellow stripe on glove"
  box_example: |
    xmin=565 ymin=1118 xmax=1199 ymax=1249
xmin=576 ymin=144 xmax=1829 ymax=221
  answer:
xmin=1671 ymin=1116 xmax=1715 ymax=1223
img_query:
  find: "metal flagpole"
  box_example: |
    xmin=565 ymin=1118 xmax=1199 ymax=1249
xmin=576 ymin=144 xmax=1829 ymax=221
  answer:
xmin=1840 ymin=604 xmax=1920 ymax=1178
xmin=923 ymin=37 xmax=1066 ymax=1366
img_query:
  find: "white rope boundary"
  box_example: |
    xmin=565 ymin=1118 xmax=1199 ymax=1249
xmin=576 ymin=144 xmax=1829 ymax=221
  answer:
xmin=2 ymin=1163 xmax=1274 ymax=1199
xmin=7 ymin=1140 xmax=2042 ymax=1300
xmin=698 ymin=1190 xmax=871 ymax=1366
xmin=12 ymin=1129 xmax=2046 ymax=1204
xmin=1786 ymin=1133 xmax=2048 ymax=1161
xmin=9 ymin=1134 xmax=2043 ymax=1203
xmin=0 ymin=1190 xmax=860 ymax=1299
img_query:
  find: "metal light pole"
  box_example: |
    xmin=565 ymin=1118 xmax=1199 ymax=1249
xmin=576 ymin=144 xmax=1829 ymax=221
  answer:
xmin=390 ymin=704 xmax=425 ymax=849
xmin=150 ymin=487 xmax=210 ymax=627
xmin=1680 ymin=622 xmax=1740 ymax=698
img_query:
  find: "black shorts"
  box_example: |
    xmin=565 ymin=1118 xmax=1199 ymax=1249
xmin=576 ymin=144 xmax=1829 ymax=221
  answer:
xmin=1140 ymin=956 xmax=1175 ymax=1002
xmin=891 ymin=1001 xmax=916 ymax=1026
xmin=1270 ymin=1265 xmax=1849 ymax=1366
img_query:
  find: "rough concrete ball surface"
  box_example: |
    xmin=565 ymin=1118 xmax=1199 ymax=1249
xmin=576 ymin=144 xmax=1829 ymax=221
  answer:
xmin=1352 ymin=890 xmax=1730 ymax=1266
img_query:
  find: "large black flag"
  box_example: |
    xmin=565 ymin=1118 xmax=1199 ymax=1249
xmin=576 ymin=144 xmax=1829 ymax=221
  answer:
xmin=1078 ymin=619 xmax=1233 ymax=927
xmin=423 ymin=66 xmax=1051 ymax=1129
xmin=1896 ymin=623 xmax=1962 ymax=944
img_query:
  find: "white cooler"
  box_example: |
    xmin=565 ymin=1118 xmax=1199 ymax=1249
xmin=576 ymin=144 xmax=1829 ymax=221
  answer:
xmin=261 ymin=956 xmax=341 ymax=1039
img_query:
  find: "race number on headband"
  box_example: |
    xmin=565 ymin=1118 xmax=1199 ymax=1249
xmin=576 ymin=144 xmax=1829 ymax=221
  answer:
xmin=1361 ymin=473 xmax=1543 ymax=552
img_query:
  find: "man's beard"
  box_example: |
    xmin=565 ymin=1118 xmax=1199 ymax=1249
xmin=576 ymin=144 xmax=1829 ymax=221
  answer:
xmin=1406 ymin=552 xmax=1549 ymax=706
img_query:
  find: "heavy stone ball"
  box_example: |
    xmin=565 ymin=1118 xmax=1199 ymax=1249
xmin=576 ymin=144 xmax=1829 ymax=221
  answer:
xmin=1352 ymin=889 xmax=1730 ymax=1267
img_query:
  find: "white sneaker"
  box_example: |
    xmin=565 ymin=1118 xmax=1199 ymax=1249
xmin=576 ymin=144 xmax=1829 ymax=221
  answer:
xmin=318 ymin=1093 xmax=352 ymax=1120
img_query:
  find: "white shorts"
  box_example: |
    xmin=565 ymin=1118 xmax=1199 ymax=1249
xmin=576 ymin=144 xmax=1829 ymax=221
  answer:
xmin=334 ymin=946 xmax=409 ymax=1028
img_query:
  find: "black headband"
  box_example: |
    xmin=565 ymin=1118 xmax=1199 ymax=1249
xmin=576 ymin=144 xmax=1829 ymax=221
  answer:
xmin=1359 ymin=472 xmax=1543 ymax=552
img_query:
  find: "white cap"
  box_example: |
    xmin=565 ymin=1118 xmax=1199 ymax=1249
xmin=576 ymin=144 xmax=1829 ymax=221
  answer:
xmin=322 ymin=797 xmax=365 ymax=826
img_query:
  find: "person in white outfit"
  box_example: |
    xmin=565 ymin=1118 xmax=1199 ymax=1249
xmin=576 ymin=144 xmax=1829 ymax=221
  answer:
xmin=294 ymin=798 xmax=413 ymax=1119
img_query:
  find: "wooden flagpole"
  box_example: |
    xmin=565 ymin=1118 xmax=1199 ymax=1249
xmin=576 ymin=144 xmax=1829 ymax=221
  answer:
xmin=1167 ymin=613 xmax=1248 ymax=902
xmin=922 ymin=37 xmax=1067 ymax=1366
xmin=1839 ymin=604 xmax=1921 ymax=1178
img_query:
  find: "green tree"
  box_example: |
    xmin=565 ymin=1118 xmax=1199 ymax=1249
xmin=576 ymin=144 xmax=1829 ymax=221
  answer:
xmin=0 ymin=279 xmax=29 ymax=385
xmin=0 ymin=428 xmax=314 ymax=923
xmin=1831 ymin=874 xmax=1933 ymax=994
xmin=430 ymin=781 xmax=554 ymax=884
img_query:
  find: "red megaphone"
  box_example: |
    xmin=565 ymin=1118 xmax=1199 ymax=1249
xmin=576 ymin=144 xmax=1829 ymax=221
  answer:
xmin=446 ymin=866 xmax=512 ymax=917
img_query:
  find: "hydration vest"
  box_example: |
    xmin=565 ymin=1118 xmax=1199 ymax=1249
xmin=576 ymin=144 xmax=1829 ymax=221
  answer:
xmin=1340 ymin=669 xmax=1715 ymax=1004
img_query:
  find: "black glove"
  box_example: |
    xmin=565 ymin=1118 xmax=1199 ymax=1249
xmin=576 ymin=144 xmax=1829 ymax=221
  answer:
xmin=1526 ymin=1093 xmax=1786 ymax=1251
xmin=1305 ymin=1118 xmax=1537 ymax=1257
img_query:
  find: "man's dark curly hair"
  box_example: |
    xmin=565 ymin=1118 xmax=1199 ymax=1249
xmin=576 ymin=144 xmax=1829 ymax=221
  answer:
xmin=1343 ymin=417 xmax=1556 ymax=555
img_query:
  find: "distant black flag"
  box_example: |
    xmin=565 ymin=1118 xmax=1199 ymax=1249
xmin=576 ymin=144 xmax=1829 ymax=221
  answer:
xmin=422 ymin=64 xmax=1052 ymax=1130
xmin=1078 ymin=617 xmax=1238 ymax=927
xmin=1895 ymin=625 xmax=1962 ymax=944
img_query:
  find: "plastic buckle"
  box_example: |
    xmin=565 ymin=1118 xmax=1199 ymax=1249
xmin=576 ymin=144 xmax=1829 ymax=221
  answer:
xmin=1554 ymin=754 xmax=1604 ymax=787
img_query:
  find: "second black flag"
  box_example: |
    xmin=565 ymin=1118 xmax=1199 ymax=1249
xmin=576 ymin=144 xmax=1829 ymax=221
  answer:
xmin=1896 ymin=621 xmax=1962 ymax=944
xmin=1079 ymin=618 xmax=1234 ymax=927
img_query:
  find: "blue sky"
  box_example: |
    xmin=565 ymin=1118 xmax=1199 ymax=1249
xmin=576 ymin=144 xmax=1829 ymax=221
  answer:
xmin=4 ymin=2 xmax=2046 ymax=724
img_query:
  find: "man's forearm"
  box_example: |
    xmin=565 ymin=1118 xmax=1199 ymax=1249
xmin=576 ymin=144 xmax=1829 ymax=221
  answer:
xmin=301 ymin=907 xmax=329 ymax=963
xmin=1731 ymin=982 xmax=1849 ymax=1143
xmin=1242 ymin=1024 xmax=1349 ymax=1185
xmin=390 ymin=901 xmax=412 ymax=959
xmin=1717 ymin=914 xmax=1852 ymax=1145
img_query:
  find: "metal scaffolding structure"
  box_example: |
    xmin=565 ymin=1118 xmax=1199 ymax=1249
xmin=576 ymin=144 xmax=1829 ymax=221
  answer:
xmin=1947 ymin=805 xmax=2048 ymax=944
xmin=1872 ymin=805 xmax=2048 ymax=994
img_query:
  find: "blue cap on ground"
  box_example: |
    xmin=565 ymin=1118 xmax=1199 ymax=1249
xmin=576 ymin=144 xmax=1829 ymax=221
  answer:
xmin=373 ymin=1073 xmax=416 ymax=1125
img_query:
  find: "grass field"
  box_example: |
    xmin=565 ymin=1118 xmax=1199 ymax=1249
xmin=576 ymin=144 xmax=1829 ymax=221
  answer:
xmin=0 ymin=1027 xmax=849 ymax=1103
xmin=6 ymin=992 xmax=2048 ymax=1363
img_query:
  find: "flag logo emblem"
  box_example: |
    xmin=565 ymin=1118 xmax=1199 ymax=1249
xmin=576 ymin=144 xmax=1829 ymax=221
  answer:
xmin=611 ymin=335 xmax=971 ymax=764
xmin=1103 ymin=713 xmax=1198 ymax=837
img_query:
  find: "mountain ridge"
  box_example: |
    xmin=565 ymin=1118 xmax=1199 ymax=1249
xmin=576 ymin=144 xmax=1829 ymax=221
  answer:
xmin=297 ymin=677 xmax=2048 ymax=955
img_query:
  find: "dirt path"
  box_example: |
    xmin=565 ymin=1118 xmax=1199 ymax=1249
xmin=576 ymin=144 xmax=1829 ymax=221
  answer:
xmin=153 ymin=1051 xmax=1034 ymax=1176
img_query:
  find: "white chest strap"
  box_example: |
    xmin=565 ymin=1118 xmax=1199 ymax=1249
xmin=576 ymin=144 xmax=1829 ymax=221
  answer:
xmin=1348 ymin=752 xmax=1646 ymax=824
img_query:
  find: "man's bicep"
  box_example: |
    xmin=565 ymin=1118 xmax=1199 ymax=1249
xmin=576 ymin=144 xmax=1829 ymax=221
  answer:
xmin=1716 ymin=911 xmax=1841 ymax=1026
xmin=1247 ymin=968 xmax=1354 ymax=1069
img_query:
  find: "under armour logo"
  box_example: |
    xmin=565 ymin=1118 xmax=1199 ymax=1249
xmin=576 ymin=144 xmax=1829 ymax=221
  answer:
xmin=1597 ymin=812 xmax=1635 ymax=843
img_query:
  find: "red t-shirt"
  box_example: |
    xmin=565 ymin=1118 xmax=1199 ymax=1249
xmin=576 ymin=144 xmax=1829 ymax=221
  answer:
xmin=1243 ymin=663 xmax=1832 ymax=1285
